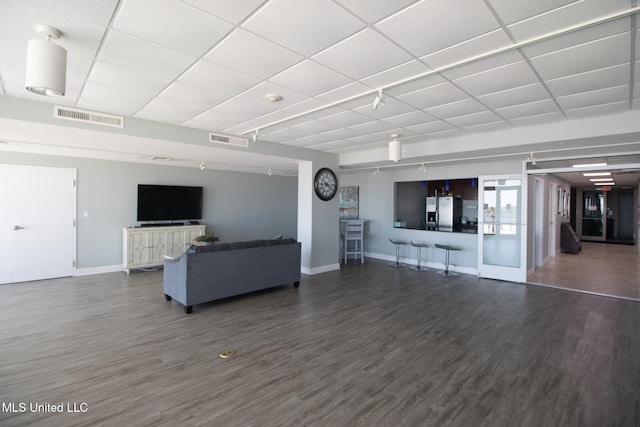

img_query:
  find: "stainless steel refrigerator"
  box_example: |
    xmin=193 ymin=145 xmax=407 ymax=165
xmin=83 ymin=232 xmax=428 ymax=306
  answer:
xmin=426 ymin=196 xmax=462 ymax=231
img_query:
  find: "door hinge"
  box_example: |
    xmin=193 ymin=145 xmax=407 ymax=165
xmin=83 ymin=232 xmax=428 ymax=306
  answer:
xmin=73 ymin=179 xmax=76 ymax=187
xmin=73 ymin=260 xmax=76 ymax=268
xmin=73 ymin=220 xmax=76 ymax=227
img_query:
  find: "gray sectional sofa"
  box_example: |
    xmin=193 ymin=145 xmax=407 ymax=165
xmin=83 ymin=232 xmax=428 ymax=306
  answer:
xmin=163 ymin=238 xmax=301 ymax=313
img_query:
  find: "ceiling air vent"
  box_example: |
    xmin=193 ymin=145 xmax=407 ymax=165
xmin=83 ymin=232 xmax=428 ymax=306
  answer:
xmin=209 ymin=133 xmax=248 ymax=148
xmin=54 ymin=106 xmax=123 ymax=128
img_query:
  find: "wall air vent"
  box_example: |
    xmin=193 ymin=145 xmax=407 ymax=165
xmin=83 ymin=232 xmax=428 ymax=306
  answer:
xmin=54 ymin=106 xmax=124 ymax=128
xmin=209 ymin=133 xmax=249 ymax=148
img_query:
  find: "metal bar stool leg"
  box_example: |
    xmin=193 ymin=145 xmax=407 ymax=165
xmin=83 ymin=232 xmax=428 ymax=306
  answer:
xmin=389 ymin=239 xmax=407 ymax=268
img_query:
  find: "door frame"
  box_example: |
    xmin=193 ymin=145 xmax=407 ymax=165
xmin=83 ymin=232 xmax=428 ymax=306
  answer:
xmin=477 ymin=174 xmax=528 ymax=283
xmin=1 ymin=164 xmax=77 ymax=283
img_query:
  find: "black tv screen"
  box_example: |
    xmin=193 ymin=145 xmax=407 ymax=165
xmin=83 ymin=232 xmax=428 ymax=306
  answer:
xmin=137 ymin=184 xmax=203 ymax=222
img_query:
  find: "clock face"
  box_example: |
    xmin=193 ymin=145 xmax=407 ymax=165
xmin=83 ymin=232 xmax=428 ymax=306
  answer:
xmin=314 ymin=168 xmax=338 ymax=201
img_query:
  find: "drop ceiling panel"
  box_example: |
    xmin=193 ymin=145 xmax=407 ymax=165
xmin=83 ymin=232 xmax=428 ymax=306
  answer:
xmin=383 ymin=111 xmax=438 ymax=127
xmin=113 ymin=0 xmax=233 ymax=56
xmin=99 ymin=31 xmax=196 ymax=79
xmin=452 ymin=60 xmax=540 ymax=97
xmin=178 ymin=61 xmax=261 ymax=96
xmin=183 ymin=98 xmax=274 ymax=131
xmin=181 ymin=0 xmax=265 ymax=24
xmin=316 ymin=82 xmax=372 ymax=103
xmin=80 ymin=62 xmax=170 ymax=115
xmin=320 ymin=110 xmax=374 ymax=127
xmin=312 ymin=29 xmax=413 ymax=80
xmin=447 ymin=110 xmax=504 ymax=128
xmin=23 ymin=0 xmax=119 ymax=25
xmin=509 ymin=112 xmax=565 ymax=127
xmin=376 ymin=0 xmax=500 ymax=57
xmin=0 ymin=0 xmax=106 ymax=59
xmin=135 ymin=82 xmax=228 ymax=124
xmin=398 ymin=82 xmax=468 ymax=110
xmin=521 ymin=18 xmax=630 ymax=58
xmin=506 ymin=0 xmax=632 ymax=42
xmin=545 ymin=64 xmax=630 ymax=98
xmin=347 ymin=120 xmax=398 ymax=134
xmin=359 ymin=60 xmax=431 ymax=91
xmin=243 ymin=0 xmax=365 ymax=56
xmin=495 ymin=98 xmax=560 ymax=120
xmin=565 ymin=101 xmax=630 ymax=119
xmin=420 ymin=29 xmax=513 ymax=71
xmin=486 ymin=0 xmax=576 ymax=26
xmin=425 ymin=98 xmax=488 ymax=120
xmin=478 ymin=83 xmax=550 ymax=110
xmin=529 ymin=33 xmax=631 ymax=81
xmin=441 ymin=50 xmax=523 ymax=80
xmin=406 ymin=120 xmax=456 ymax=134
xmin=269 ymin=60 xmax=353 ymax=97
xmin=205 ymin=29 xmax=303 ymax=79
xmin=236 ymin=81 xmax=309 ymax=110
xmin=355 ymin=98 xmax=416 ymax=120
xmin=333 ymin=0 xmax=420 ymax=24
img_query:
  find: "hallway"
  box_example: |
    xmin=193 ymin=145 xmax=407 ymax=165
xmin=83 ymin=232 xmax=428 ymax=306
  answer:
xmin=527 ymin=242 xmax=640 ymax=300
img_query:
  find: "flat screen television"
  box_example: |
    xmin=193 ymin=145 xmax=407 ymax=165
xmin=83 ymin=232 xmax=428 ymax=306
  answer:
xmin=137 ymin=184 xmax=203 ymax=222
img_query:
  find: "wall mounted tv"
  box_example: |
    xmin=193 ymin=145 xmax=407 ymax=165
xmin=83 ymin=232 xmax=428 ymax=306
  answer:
xmin=137 ymin=184 xmax=203 ymax=222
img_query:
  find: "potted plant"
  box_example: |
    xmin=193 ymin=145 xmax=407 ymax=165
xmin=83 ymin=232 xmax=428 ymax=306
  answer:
xmin=193 ymin=233 xmax=219 ymax=246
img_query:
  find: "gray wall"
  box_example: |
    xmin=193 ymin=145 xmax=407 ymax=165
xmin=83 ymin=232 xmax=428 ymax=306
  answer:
xmin=339 ymin=159 xmax=523 ymax=271
xmin=1 ymin=152 xmax=297 ymax=269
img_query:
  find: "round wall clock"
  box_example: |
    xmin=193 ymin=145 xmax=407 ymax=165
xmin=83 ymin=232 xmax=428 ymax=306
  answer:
xmin=314 ymin=167 xmax=338 ymax=201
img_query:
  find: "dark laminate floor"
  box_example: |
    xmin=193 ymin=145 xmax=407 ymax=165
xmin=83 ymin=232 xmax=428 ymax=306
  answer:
xmin=0 ymin=259 xmax=638 ymax=426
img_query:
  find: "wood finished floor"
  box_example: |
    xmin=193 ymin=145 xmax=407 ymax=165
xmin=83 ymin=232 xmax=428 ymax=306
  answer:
xmin=1 ymin=260 xmax=638 ymax=426
xmin=528 ymin=242 xmax=640 ymax=300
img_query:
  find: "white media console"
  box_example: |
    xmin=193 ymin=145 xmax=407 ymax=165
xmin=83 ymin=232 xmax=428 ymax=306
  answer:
xmin=122 ymin=225 xmax=205 ymax=273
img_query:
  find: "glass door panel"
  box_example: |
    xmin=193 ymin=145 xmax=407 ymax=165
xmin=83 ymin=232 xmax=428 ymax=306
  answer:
xmin=478 ymin=175 xmax=527 ymax=283
xmin=581 ymin=190 xmax=604 ymax=240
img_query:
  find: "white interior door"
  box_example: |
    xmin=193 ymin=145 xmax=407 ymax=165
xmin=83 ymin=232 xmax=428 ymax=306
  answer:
xmin=1 ymin=165 xmax=76 ymax=284
xmin=477 ymin=174 xmax=528 ymax=283
xmin=549 ymin=183 xmax=558 ymax=257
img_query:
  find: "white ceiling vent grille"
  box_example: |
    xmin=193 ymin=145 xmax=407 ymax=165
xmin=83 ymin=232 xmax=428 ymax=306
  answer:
xmin=54 ymin=106 xmax=123 ymax=128
xmin=209 ymin=133 xmax=248 ymax=148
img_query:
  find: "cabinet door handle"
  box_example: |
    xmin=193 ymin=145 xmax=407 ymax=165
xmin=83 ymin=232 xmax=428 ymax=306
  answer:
xmin=12 ymin=225 xmax=25 ymax=230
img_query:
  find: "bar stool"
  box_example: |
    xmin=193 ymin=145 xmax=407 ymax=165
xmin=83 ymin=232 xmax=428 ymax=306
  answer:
xmin=341 ymin=220 xmax=364 ymax=264
xmin=434 ymin=243 xmax=460 ymax=276
xmin=410 ymin=241 xmax=429 ymax=272
xmin=389 ymin=238 xmax=408 ymax=268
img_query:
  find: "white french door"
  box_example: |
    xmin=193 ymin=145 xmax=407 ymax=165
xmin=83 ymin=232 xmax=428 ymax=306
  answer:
xmin=477 ymin=174 xmax=528 ymax=283
xmin=0 ymin=165 xmax=76 ymax=284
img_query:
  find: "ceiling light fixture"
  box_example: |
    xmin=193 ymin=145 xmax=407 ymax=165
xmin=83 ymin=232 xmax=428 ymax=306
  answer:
xmin=252 ymin=130 xmax=259 ymax=143
xmin=25 ymin=24 xmax=67 ymax=97
xmin=594 ymin=182 xmax=615 ymax=186
xmin=372 ymin=89 xmax=385 ymax=110
xmin=418 ymin=163 xmax=427 ymax=172
xmin=267 ymin=168 xmax=273 ymax=176
xmin=265 ymin=94 xmax=282 ymax=103
xmin=583 ymin=172 xmax=611 ymax=177
xmin=200 ymin=161 xmax=206 ymax=171
xmin=373 ymin=167 xmax=381 ymax=175
xmin=388 ymin=134 xmax=401 ymax=162
xmin=573 ymin=162 xmax=607 ymax=168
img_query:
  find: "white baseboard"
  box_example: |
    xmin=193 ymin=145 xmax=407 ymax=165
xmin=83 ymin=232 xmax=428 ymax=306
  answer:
xmin=301 ymin=263 xmax=340 ymax=275
xmin=74 ymin=265 xmax=122 ymax=276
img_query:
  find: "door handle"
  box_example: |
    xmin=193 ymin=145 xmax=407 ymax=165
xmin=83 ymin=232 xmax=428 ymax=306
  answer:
xmin=12 ymin=225 xmax=25 ymax=230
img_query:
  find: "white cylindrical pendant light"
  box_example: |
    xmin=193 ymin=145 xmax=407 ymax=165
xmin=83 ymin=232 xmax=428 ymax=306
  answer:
xmin=25 ymin=25 xmax=67 ymax=97
xmin=388 ymin=134 xmax=401 ymax=162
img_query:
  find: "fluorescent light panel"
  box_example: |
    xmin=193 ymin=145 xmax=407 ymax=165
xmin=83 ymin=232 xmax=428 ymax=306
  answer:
xmin=589 ymin=177 xmax=613 ymax=182
xmin=583 ymin=172 xmax=611 ymax=176
xmin=594 ymin=182 xmax=615 ymax=185
xmin=572 ymin=162 xmax=607 ymax=168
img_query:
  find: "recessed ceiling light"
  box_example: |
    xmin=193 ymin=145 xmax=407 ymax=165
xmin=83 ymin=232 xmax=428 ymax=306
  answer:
xmin=583 ymin=172 xmax=611 ymax=176
xmin=589 ymin=178 xmax=613 ymax=182
xmin=573 ymin=162 xmax=607 ymax=168
xmin=594 ymin=182 xmax=615 ymax=185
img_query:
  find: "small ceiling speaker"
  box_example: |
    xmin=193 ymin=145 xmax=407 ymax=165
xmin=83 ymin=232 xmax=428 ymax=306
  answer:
xmin=25 ymin=25 xmax=67 ymax=97
xmin=388 ymin=134 xmax=401 ymax=162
